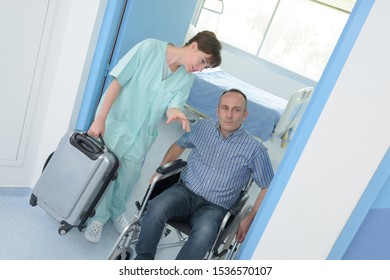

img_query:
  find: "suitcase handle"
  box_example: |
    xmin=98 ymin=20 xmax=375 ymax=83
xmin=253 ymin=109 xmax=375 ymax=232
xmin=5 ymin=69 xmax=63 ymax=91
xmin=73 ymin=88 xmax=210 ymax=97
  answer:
xmin=71 ymin=133 xmax=105 ymax=159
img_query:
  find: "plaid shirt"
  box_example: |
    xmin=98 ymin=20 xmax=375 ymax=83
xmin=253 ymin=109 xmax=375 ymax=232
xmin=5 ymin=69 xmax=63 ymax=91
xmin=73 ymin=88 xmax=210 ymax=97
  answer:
xmin=177 ymin=119 xmax=274 ymax=209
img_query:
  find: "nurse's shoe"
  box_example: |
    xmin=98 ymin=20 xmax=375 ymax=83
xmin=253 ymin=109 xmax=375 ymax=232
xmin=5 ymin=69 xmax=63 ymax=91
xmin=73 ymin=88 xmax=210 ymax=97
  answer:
xmin=113 ymin=213 xmax=129 ymax=233
xmin=84 ymin=220 xmax=104 ymax=243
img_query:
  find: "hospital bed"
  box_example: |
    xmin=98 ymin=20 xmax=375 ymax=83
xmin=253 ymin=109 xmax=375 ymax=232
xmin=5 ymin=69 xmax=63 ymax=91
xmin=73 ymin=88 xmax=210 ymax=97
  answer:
xmin=184 ymin=68 xmax=313 ymax=148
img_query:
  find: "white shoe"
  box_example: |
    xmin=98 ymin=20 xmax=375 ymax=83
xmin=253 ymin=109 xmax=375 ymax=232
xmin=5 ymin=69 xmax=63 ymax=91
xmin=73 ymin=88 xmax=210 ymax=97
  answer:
xmin=113 ymin=213 xmax=129 ymax=233
xmin=84 ymin=220 xmax=104 ymax=243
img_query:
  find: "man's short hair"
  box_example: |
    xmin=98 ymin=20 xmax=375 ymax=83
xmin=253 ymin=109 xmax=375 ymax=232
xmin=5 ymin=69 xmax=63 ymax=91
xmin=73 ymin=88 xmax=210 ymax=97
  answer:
xmin=219 ymin=88 xmax=247 ymax=111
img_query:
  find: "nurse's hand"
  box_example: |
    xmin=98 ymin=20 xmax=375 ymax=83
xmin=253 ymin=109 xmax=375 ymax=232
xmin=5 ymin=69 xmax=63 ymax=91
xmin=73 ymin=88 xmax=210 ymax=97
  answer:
xmin=166 ymin=108 xmax=191 ymax=132
xmin=88 ymin=118 xmax=105 ymax=138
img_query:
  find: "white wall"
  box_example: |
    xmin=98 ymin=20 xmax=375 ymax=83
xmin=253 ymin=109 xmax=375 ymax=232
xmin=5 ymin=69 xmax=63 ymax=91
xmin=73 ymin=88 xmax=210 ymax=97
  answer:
xmin=187 ymin=16 xmax=312 ymax=101
xmin=0 ymin=0 xmax=106 ymax=188
xmin=30 ymin=0 xmax=107 ymax=186
xmin=221 ymin=50 xmax=309 ymax=100
xmin=0 ymin=0 xmax=49 ymax=163
xmin=253 ymin=0 xmax=390 ymax=259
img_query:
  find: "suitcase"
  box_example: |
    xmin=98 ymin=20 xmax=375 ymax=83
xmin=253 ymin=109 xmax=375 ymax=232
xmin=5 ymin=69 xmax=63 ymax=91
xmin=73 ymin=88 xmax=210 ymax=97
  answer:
xmin=30 ymin=131 xmax=119 ymax=235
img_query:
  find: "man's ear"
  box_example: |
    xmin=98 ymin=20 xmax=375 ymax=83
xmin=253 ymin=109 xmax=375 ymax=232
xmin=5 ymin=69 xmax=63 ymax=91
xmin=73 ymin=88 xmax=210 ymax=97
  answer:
xmin=243 ymin=110 xmax=249 ymax=121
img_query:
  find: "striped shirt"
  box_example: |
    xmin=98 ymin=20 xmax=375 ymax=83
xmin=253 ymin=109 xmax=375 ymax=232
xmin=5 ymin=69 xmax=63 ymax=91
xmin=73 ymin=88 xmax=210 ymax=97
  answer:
xmin=177 ymin=119 xmax=274 ymax=209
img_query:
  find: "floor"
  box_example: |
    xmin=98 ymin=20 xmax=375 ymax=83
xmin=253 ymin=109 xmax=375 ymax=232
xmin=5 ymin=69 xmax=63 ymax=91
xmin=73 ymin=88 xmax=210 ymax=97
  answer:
xmin=0 ymin=120 xmax=285 ymax=260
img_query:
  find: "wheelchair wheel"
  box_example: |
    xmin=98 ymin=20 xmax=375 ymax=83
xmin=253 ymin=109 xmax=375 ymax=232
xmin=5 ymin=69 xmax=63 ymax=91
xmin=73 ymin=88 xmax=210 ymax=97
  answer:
xmin=209 ymin=204 xmax=252 ymax=260
xmin=107 ymin=221 xmax=139 ymax=260
xmin=109 ymin=247 xmax=134 ymax=260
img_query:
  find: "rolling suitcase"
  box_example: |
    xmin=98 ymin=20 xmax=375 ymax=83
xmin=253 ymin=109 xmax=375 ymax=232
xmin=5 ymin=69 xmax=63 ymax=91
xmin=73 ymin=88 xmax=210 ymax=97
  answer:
xmin=30 ymin=131 xmax=119 ymax=235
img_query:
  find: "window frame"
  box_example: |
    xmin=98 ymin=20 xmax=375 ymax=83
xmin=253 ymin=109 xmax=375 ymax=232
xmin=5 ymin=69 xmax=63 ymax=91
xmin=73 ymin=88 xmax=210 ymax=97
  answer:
xmin=192 ymin=0 xmax=355 ymax=85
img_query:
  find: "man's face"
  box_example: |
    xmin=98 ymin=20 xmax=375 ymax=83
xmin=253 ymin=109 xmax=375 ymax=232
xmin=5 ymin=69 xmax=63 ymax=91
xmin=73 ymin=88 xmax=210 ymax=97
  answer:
xmin=217 ymin=91 xmax=248 ymax=137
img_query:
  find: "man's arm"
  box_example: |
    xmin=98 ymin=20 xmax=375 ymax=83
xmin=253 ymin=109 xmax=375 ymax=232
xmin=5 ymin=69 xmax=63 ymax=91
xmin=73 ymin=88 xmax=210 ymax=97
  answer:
xmin=160 ymin=143 xmax=185 ymax=166
xmin=235 ymin=187 xmax=268 ymax=243
xmin=149 ymin=143 xmax=185 ymax=184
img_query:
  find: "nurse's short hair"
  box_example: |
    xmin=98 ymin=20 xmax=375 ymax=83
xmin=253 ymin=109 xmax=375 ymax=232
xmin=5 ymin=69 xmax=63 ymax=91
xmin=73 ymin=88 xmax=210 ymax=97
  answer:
xmin=186 ymin=30 xmax=222 ymax=68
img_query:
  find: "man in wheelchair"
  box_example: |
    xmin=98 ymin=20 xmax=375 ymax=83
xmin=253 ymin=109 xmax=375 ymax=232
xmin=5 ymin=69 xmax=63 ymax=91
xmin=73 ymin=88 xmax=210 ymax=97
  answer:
xmin=135 ymin=89 xmax=274 ymax=260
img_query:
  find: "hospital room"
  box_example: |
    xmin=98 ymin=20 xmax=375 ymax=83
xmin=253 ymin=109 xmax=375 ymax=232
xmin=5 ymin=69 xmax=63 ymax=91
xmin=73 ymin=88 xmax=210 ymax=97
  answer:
xmin=1 ymin=0 xmax=390 ymax=264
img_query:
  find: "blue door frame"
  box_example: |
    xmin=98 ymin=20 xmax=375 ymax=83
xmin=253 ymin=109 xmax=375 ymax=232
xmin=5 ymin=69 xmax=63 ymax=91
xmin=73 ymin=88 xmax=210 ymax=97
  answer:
xmin=75 ymin=0 xmax=127 ymax=131
xmin=330 ymin=148 xmax=390 ymax=259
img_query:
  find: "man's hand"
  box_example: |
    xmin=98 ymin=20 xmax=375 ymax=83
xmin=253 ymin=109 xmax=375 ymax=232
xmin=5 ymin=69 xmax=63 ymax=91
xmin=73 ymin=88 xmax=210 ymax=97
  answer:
xmin=235 ymin=215 xmax=253 ymax=243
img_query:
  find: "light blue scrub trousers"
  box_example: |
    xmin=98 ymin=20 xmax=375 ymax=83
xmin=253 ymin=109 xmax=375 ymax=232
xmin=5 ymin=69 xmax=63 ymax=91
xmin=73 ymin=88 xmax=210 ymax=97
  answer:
xmin=135 ymin=183 xmax=227 ymax=260
xmin=93 ymin=157 xmax=142 ymax=224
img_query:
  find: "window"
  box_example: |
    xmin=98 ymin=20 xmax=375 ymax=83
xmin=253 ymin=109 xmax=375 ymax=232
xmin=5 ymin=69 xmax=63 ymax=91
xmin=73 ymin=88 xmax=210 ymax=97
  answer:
xmin=195 ymin=0 xmax=355 ymax=81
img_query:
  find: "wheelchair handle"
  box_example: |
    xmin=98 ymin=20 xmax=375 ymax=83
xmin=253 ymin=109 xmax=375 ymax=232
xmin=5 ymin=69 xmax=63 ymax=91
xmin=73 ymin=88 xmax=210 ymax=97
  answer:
xmin=156 ymin=159 xmax=187 ymax=175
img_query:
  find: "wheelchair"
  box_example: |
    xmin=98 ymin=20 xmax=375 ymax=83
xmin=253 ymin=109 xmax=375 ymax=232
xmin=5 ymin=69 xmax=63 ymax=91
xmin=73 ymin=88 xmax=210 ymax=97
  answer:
xmin=107 ymin=159 xmax=253 ymax=260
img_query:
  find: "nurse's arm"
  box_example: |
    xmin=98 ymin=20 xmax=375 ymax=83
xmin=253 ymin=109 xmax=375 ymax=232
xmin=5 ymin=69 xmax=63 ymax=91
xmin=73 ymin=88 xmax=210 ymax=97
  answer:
xmin=88 ymin=79 xmax=122 ymax=137
xmin=166 ymin=107 xmax=190 ymax=132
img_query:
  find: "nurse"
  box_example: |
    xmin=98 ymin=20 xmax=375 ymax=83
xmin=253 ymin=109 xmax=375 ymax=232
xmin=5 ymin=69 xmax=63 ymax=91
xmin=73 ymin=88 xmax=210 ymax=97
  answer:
xmin=84 ymin=31 xmax=222 ymax=243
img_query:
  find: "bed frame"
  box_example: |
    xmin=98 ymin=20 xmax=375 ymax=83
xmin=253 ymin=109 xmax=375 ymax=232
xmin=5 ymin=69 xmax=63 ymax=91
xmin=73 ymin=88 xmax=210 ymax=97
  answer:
xmin=184 ymin=69 xmax=313 ymax=148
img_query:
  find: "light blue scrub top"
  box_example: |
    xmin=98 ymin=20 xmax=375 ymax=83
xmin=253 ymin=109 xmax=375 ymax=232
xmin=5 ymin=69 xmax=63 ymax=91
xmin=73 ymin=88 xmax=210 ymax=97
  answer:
xmin=97 ymin=38 xmax=194 ymax=161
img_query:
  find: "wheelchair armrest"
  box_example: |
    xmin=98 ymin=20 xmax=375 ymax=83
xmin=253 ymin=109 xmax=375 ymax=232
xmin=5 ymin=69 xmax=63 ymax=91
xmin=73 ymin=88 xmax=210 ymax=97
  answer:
xmin=156 ymin=159 xmax=187 ymax=175
xmin=229 ymin=193 xmax=249 ymax=216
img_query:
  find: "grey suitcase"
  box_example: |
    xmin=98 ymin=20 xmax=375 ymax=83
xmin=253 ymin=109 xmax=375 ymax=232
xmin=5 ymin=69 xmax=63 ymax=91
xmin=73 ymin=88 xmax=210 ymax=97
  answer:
xmin=30 ymin=131 xmax=119 ymax=235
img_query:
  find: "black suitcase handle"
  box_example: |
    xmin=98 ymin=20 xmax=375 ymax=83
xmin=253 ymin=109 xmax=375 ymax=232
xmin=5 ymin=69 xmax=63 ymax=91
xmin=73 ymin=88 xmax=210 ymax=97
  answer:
xmin=70 ymin=132 xmax=105 ymax=160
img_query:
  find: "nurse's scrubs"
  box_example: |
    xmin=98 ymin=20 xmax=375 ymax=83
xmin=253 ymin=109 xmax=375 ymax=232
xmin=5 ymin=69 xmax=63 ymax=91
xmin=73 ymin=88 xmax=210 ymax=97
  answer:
xmin=92 ymin=38 xmax=194 ymax=224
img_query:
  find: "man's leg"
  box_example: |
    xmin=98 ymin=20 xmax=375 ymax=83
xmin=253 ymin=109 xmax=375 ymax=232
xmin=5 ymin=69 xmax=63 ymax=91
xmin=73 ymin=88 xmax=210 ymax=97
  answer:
xmin=176 ymin=203 xmax=227 ymax=260
xmin=135 ymin=184 xmax=193 ymax=260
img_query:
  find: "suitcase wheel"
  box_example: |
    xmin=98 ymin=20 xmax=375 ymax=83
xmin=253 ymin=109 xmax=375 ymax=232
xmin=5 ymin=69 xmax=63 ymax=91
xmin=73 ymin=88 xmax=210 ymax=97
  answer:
xmin=58 ymin=221 xmax=72 ymax=235
xmin=89 ymin=209 xmax=96 ymax=218
xmin=58 ymin=226 xmax=68 ymax=235
xmin=29 ymin=194 xmax=38 ymax=207
xmin=78 ymin=224 xmax=87 ymax=232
